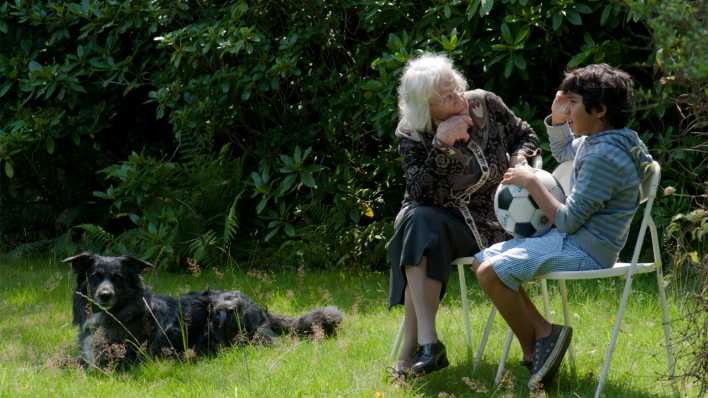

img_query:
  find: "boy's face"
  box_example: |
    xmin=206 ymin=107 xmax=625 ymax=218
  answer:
xmin=566 ymin=92 xmax=609 ymax=135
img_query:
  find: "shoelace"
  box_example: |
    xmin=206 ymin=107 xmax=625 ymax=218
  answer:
xmin=532 ymin=335 xmax=555 ymax=371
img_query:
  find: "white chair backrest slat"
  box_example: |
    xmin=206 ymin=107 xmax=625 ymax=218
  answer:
xmin=640 ymin=161 xmax=661 ymax=203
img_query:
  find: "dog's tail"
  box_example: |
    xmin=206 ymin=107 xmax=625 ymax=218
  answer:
xmin=269 ymin=306 xmax=343 ymax=338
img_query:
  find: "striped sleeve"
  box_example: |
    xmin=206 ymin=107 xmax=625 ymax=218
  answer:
xmin=544 ymin=115 xmax=581 ymax=163
xmin=554 ymin=154 xmax=618 ymax=233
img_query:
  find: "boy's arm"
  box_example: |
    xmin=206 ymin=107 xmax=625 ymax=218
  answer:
xmin=554 ymin=154 xmax=617 ymax=233
xmin=546 ymin=91 xmax=581 ymax=163
xmin=502 ymin=153 xmax=617 ymax=231
xmin=545 ymin=116 xmax=581 ymax=163
xmin=502 ymin=166 xmax=562 ymax=224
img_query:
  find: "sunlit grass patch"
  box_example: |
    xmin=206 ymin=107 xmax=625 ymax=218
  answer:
xmin=0 ymin=257 xmax=691 ymax=397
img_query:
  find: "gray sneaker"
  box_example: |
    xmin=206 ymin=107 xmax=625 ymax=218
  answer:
xmin=527 ymin=324 xmax=572 ymax=390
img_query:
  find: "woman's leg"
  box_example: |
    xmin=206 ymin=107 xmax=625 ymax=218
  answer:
xmin=476 ymin=260 xmax=551 ymax=360
xmin=398 ymin=286 xmax=418 ymax=364
xmin=404 ymin=256 xmax=442 ymax=345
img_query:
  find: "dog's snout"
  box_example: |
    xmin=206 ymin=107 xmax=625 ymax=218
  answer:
xmin=95 ymin=281 xmax=115 ymax=306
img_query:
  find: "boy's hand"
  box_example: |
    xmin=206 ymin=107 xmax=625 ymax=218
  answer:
xmin=435 ymin=114 xmax=473 ymax=146
xmin=551 ymin=91 xmax=570 ymax=125
xmin=502 ymin=165 xmax=536 ymax=189
xmin=509 ymin=154 xmax=528 ymax=168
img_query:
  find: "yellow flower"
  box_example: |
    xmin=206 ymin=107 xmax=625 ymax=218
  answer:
xmin=362 ymin=203 xmax=375 ymax=218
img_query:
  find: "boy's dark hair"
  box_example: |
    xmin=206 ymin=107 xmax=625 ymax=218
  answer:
xmin=559 ymin=63 xmax=634 ymax=128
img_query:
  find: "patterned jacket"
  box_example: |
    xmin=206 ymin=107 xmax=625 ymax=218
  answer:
xmin=396 ymin=89 xmax=539 ymax=247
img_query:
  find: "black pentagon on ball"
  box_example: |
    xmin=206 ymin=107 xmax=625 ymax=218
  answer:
xmin=514 ymin=222 xmax=536 ymax=237
xmin=497 ymin=187 xmax=513 ymax=210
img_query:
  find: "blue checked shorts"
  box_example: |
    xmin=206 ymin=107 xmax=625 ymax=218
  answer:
xmin=473 ymin=229 xmax=602 ymax=291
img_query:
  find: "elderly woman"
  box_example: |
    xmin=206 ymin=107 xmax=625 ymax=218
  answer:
xmin=388 ymin=53 xmax=539 ymax=377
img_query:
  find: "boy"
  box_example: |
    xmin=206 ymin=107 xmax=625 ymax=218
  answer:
xmin=473 ymin=64 xmax=653 ymax=389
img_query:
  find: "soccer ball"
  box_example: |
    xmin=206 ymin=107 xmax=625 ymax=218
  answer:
xmin=494 ymin=168 xmax=567 ymax=238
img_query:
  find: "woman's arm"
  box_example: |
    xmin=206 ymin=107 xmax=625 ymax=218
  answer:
xmin=400 ymin=134 xmax=480 ymax=206
xmin=485 ymin=92 xmax=539 ymax=165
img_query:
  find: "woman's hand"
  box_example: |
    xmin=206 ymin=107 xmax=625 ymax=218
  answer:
xmin=434 ymin=114 xmax=473 ymax=146
xmin=551 ymin=90 xmax=570 ymax=125
xmin=501 ymin=165 xmax=537 ymax=189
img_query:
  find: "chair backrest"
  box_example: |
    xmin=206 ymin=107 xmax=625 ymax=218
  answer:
xmin=550 ymin=160 xmax=661 ymax=204
xmin=639 ymin=161 xmax=661 ymax=204
xmin=549 ymin=160 xmax=662 ymax=268
xmin=551 ymin=161 xmax=573 ymax=196
xmin=628 ymin=161 xmax=661 ymax=267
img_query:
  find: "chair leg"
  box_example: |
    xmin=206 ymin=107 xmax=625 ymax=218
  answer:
xmin=390 ymin=319 xmax=405 ymax=360
xmin=458 ymin=263 xmax=473 ymax=360
xmin=650 ymin=222 xmax=675 ymax=378
xmin=559 ymin=279 xmax=576 ymax=371
xmin=474 ymin=306 xmax=496 ymax=372
xmin=541 ymin=279 xmax=551 ymax=318
xmin=656 ymin=268 xmax=676 ymax=385
xmin=495 ymin=329 xmax=514 ymax=385
xmin=594 ymin=271 xmax=636 ymax=398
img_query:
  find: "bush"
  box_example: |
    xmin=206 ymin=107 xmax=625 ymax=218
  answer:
xmin=1 ymin=0 xmax=700 ymax=276
xmin=624 ymin=0 xmax=707 ymax=393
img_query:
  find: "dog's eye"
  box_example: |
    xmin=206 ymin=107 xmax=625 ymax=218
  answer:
xmin=90 ymin=272 xmax=108 ymax=283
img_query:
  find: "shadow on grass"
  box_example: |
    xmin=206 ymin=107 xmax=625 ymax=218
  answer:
xmin=402 ymin=359 xmax=674 ymax=397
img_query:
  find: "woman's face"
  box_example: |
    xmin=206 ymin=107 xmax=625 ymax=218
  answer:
xmin=429 ymin=85 xmax=467 ymax=124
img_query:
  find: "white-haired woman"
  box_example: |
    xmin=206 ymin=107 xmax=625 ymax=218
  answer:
xmin=388 ymin=53 xmax=539 ymax=377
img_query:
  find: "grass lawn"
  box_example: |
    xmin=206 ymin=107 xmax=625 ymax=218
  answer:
xmin=0 ymin=256 xmax=689 ymax=397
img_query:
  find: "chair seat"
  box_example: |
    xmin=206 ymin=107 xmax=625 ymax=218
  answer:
xmin=540 ymin=262 xmax=657 ymax=280
xmin=451 ymin=257 xmax=657 ymax=280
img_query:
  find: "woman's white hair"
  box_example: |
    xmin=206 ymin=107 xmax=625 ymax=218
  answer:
xmin=397 ymin=53 xmax=468 ymax=133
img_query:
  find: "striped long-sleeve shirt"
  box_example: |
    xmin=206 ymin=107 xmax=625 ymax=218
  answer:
xmin=545 ymin=116 xmax=653 ymax=267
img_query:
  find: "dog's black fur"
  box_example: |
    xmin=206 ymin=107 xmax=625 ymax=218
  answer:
xmin=64 ymin=252 xmax=342 ymax=369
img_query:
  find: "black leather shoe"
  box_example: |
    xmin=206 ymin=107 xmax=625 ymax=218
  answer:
xmin=410 ymin=341 xmax=449 ymax=376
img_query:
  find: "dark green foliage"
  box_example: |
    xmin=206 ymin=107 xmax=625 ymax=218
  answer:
xmin=624 ymin=0 xmax=707 ymax=393
xmin=0 ymin=0 xmax=703 ymax=277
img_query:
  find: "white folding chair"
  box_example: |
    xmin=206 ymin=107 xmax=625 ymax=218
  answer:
xmin=463 ymin=160 xmax=673 ymax=397
xmin=552 ymin=160 xmax=573 ymax=195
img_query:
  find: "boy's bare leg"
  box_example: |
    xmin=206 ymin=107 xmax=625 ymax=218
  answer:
xmin=398 ymin=286 xmax=419 ymax=365
xmin=476 ymin=260 xmax=551 ymax=361
xmin=405 ymin=257 xmax=442 ymax=345
xmin=520 ymin=288 xmax=552 ymax=356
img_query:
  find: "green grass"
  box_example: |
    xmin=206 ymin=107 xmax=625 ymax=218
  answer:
xmin=0 ymin=256 xmax=690 ymax=397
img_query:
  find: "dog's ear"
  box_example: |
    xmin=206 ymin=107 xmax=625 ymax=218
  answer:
xmin=121 ymin=255 xmax=154 ymax=274
xmin=62 ymin=252 xmax=95 ymax=274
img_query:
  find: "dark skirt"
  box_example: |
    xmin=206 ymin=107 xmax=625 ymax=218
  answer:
xmin=388 ymin=203 xmax=479 ymax=308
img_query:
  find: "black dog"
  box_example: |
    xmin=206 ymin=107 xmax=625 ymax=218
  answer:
xmin=64 ymin=252 xmax=342 ymax=369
